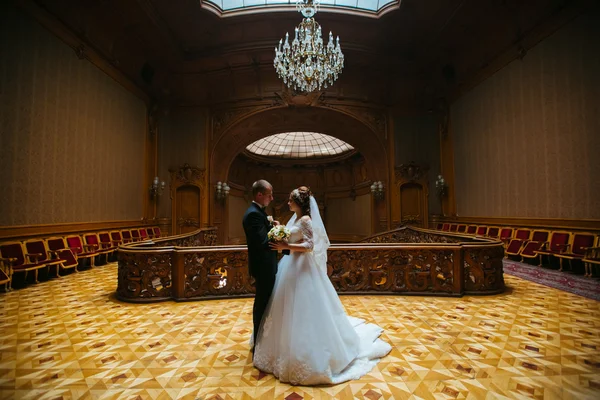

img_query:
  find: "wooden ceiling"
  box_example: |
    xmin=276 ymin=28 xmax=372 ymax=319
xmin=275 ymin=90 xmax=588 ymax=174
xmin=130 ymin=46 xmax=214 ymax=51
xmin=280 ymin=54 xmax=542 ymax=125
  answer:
xmin=31 ymin=0 xmax=593 ymax=108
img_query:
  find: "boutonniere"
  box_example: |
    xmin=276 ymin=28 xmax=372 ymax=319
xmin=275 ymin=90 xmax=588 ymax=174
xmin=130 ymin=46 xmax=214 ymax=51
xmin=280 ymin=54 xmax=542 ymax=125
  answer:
xmin=267 ymin=216 xmax=274 ymax=226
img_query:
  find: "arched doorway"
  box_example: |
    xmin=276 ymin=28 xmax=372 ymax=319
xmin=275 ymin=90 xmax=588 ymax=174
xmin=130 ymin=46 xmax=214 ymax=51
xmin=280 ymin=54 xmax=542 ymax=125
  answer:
xmin=209 ymin=106 xmax=389 ymax=243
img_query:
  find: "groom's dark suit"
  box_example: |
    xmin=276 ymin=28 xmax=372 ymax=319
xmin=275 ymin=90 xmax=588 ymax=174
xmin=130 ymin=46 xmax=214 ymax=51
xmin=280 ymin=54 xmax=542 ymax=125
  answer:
xmin=242 ymin=202 xmax=278 ymax=348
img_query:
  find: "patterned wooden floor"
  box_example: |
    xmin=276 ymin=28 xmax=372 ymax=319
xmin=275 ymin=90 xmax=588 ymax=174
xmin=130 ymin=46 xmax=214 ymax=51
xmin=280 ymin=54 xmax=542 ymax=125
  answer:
xmin=1 ymin=263 xmax=599 ymax=400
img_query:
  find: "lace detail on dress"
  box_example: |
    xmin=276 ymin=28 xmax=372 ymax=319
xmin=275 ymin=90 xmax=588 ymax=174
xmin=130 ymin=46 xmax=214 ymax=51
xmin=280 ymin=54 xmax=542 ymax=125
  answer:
xmin=298 ymin=217 xmax=314 ymax=251
xmin=261 ymin=315 xmax=272 ymax=338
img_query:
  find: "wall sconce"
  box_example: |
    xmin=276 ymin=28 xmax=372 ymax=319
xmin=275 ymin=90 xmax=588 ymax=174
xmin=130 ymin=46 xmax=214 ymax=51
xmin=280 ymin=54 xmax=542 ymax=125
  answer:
xmin=149 ymin=176 xmax=165 ymax=197
xmin=215 ymin=181 xmax=230 ymax=201
xmin=435 ymin=174 xmax=447 ymax=197
xmin=370 ymin=181 xmax=385 ymax=200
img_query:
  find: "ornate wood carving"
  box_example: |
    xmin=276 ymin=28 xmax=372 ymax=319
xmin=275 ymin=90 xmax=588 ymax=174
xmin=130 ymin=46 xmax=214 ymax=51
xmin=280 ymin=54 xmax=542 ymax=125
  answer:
xmin=395 ymin=162 xmax=428 ymax=182
xmin=361 ymin=227 xmax=466 ymax=244
xmin=117 ymin=251 xmax=172 ymax=301
xmin=116 ymin=227 xmax=504 ymax=302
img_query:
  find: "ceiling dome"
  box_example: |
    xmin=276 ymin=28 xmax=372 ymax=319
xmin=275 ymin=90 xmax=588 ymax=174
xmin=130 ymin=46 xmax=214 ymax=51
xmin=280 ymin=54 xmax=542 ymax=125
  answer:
xmin=246 ymin=132 xmax=354 ymax=159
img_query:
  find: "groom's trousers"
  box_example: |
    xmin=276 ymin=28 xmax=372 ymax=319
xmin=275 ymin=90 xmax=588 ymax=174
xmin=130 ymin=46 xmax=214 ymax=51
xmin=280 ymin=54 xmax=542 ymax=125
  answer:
xmin=253 ymin=273 xmax=276 ymax=348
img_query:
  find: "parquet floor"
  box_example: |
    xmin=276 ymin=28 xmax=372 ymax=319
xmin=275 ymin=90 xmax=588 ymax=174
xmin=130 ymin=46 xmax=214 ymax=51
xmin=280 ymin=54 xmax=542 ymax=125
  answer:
xmin=1 ymin=263 xmax=599 ymax=399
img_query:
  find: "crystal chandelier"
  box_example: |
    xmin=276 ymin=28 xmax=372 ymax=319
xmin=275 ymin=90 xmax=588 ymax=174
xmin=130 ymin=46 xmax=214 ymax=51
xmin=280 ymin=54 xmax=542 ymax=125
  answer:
xmin=274 ymin=0 xmax=344 ymax=93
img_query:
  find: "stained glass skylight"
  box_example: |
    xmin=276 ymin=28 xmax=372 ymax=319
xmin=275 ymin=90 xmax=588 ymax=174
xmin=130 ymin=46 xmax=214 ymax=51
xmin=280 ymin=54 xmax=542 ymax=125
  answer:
xmin=246 ymin=132 xmax=354 ymax=158
xmin=202 ymin=0 xmax=400 ymax=18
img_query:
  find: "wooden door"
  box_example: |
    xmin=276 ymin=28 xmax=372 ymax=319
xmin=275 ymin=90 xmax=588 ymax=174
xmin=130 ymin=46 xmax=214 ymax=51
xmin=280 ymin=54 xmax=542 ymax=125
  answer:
xmin=399 ymin=182 xmax=425 ymax=227
xmin=169 ymin=164 xmax=205 ymax=236
xmin=175 ymin=186 xmax=201 ymax=234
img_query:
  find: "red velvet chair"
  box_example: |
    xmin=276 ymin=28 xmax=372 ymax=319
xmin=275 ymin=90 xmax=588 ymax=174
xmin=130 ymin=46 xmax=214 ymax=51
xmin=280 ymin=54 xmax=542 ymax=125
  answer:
xmin=110 ymin=231 xmax=124 ymax=246
xmin=536 ymin=231 xmax=571 ymax=267
xmin=83 ymin=233 xmax=109 ymax=264
xmin=24 ymin=238 xmax=63 ymax=277
xmin=505 ymin=228 xmax=531 ymax=257
xmin=65 ymin=235 xmax=97 ymax=267
xmin=121 ymin=230 xmax=134 ymax=244
xmin=486 ymin=226 xmax=500 ymax=239
xmin=555 ymin=232 xmax=596 ymax=271
xmin=0 ymin=241 xmax=47 ymax=285
xmin=441 ymin=223 xmax=450 ymax=231
xmin=98 ymin=232 xmax=119 ymax=261
xmin=131 ymin=229 xmax=141 ymax=242
xmin=139 ymin=228 xmax=149 ymax=241
xmin=436 ymin=223 xmax=443 ymax=230
xmin=0 ymin=257 xmax=11 ymax=291
xmin=152 ymin=227 xmax=161 ymax=238
xmin=476 ymin=226 xmax=488 ymax=236
xmin=520 ymin=230 xmax=550 ymax=263
xmin=583 ymin=236 xmax=600 ymax=277
xmin=499 ymin=227 xmax=514 ymax=244
xmin=466 ymin=225 xmax=477 ymax=235
xmin=45 ymin=237 xmax=80 ymax=272
xmin=147 ymin=227 xmax=156 ymax=239
xmin=449 ymin=224 xmax=458 ymax=232
xmin=457 ymin=224 xmax=467 ymax=233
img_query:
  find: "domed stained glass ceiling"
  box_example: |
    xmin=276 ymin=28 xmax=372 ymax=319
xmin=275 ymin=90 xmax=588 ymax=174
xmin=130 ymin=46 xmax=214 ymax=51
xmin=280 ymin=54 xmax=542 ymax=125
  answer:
xmin=246 ymin=132 xmax=354 ymax=158
xmin=202 ymin=0 xmax=400 ymax=18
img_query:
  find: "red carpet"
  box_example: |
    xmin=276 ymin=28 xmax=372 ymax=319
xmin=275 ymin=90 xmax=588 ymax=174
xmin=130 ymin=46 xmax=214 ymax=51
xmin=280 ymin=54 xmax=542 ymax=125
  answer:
xmin=503 ymin=260 xmax=600 ymax=301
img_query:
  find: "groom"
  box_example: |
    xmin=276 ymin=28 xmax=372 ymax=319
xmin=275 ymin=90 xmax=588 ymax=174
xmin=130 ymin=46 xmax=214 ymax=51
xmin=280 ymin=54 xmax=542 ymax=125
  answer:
xmin=242 ymin=180 xmax=278 ymax=352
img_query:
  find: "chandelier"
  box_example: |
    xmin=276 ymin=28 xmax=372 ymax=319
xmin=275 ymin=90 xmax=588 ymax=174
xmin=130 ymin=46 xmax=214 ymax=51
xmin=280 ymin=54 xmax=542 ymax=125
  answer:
xmin=274 ymin=0 xmax=344 ymax=93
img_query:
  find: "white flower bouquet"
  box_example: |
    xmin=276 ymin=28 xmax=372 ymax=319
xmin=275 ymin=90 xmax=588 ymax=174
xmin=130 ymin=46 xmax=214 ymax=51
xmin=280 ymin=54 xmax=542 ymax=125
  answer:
xmin=268 ymin=225 xmax=290 ymax=242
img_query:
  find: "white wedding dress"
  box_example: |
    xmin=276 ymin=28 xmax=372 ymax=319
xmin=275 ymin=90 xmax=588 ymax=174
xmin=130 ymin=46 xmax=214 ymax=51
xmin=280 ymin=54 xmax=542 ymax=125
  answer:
xmin=252 ymin=205 xmax=391 ymax=386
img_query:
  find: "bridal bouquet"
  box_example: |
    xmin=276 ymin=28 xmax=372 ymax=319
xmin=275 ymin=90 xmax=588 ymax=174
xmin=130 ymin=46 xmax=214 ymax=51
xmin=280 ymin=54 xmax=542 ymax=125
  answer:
xmin=268 ymin=225 xmax=290 ymax=242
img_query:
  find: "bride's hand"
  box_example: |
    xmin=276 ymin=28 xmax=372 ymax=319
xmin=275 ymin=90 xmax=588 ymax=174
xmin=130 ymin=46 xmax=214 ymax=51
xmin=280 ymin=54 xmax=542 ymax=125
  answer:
xmin=269 ymin=241 xmax=288 ymax=251
xmin=272 ymin=220 xmax=281 ymax=226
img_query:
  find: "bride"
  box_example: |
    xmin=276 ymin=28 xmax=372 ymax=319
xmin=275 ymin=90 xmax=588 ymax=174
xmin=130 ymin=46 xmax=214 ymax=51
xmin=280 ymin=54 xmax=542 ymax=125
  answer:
xmin=252 ymin=186 xmax=391 ymax=385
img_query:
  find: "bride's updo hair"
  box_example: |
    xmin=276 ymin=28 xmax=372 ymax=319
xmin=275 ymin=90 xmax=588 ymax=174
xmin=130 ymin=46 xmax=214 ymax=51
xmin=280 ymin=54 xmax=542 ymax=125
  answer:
xmin=290 ymin=186 xmax=312 ymax=217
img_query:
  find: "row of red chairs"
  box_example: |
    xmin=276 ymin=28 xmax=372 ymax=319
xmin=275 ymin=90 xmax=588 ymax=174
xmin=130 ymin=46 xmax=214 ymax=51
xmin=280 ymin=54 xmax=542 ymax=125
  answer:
xmin=0 ymin=226 xmax=161 ymax=291
xmin=435 ymin=223 xmax=600 ymax=277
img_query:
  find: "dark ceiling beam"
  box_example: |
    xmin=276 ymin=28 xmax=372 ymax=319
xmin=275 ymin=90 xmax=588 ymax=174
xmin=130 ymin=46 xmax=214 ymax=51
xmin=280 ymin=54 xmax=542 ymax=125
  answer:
xmin=136 ymin=0 xmax=186 ymax=64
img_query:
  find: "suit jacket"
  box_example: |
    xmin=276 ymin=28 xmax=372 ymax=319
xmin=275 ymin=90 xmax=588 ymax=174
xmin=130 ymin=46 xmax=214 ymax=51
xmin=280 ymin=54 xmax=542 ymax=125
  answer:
xmin=242 ymin=203 xmax=278 ymax=279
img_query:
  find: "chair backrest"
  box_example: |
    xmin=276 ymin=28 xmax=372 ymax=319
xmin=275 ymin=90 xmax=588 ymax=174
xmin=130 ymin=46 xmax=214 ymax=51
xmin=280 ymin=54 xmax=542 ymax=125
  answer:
xmin=487 ymin=227 xmax=500 ymax=238
xmin=476 ymin=226 xmax=488 ymax=236
xmin=110 ymin=231 xmax=122 ymax=242
xmin=46 ymin=237 xmax=66 ymax=252
xmin=0 ymin=242 xmax=26 ymax=265
xmin=66 ymin=235 xmax=85 ymax=254
xmin=449 ymin=224 xmax=458 ymax=232
xmin=548 ymin=231 xmax=570 ymax=251
xmin=571 ymin=233 xmax=596 ymax=255
xmin=514 ymin=229 xmax=531 ymax=240
xmin=466 ymin=225 xmax=477 ymax=234
xmin=139 ymin=229 xmax=148 ymax=239
xmin=84 ymin=233 xmax=100 ymax=246
xmin=98 ymin=232 xmax=112 ymax=244
xmin=499 ymin=228 xmax=513 ymax=239
xmin=153 ymin=227 xmax=161 ymax=238
xmin=436 ymin=223 xmax=443 ymax=230
xmin=530 ymin=230 xmax=549 ymax=243
xmin=24 ymin=239 xmax=50 ymax=262
xmin=131 ymin=230 xmax=141 ymax=239
xmin=121 ymin=230 xmax=132 ymax=240
xmin=506 ymin=239 xmax=524 ymax=253
xmin=442 ymin=223 xmax=450 ymax=231
xmin=457 ymin=225 xmax=467 ymax=233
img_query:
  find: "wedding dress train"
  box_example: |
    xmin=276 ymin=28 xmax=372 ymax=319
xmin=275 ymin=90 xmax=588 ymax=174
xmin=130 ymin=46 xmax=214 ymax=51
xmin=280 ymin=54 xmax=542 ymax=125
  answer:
xmin=252 ymin=214 xmax=391 ymax=386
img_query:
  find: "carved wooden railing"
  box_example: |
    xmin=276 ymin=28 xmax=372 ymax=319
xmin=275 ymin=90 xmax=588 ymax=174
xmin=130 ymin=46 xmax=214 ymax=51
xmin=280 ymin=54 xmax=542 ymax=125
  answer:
xmin=117 ymin=226 xmax=504 ymax=302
